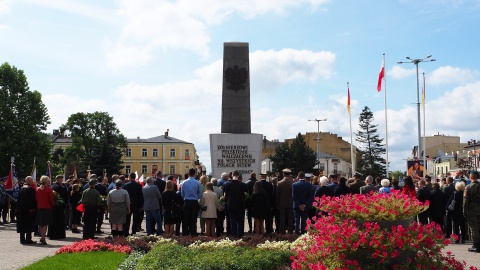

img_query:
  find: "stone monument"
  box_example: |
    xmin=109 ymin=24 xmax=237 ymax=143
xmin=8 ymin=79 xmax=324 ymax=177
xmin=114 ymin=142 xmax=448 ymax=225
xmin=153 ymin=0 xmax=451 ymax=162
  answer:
xmin=210 ymin=42 xmax=263 ymax=181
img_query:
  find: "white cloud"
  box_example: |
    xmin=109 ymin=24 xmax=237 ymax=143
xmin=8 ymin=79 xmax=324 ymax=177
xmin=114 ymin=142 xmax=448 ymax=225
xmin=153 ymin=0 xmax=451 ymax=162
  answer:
xmin=250 ymin=49 xmax=335 ymax=91
xmin=105 ymin=44 xmax=152 ymax=70
xmin=106 ymin=0 xmax=330 ymax=69
xmin=428 ymin=66 xmax=478 ymax=85
xmin=0 ymin=24 xmax=8 ymax=30
xmin=0 ymin=0 xmax=11 ymax=14
xmin=389 ymin=66 xmax=417 ymax=79
xmin=43 ymin=94 xmax=107 ymax=130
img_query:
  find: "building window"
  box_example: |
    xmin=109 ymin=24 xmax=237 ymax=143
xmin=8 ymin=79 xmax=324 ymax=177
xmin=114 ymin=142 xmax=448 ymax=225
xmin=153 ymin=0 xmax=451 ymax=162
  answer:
xmin=319 ymin=163 xmax=325 ymax=172
xmin=125 ymin=165 xmax=131 ymax=174
xmin=142 ymin=165 xmax=148 ymax=174
xmin=126 ymin=148 xmax=132 ymax=157
xmin=185 ymin=165 xmax=189 ymax=173
xmin=170 ymin=148 xmax=176 ymax=157
xmin=333 ymin=164 xmax=338 ymax=174
xmin=169 ymin=164 xmax=175 ymax=174
xmin=153 ymin=148 xmax=158 ymax=157
xmin=185 ymin=149 xmax=190 ymax=157
xmin=142 ymin=148 xmax=147 ymax=157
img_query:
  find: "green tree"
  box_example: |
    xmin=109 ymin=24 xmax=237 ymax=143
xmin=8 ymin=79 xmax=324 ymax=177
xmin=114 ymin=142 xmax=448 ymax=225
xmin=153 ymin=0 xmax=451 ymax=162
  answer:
xmin=390 ymin=170 xmax=403 ymax=179
xmin=269 ymin=133 xmax=317 ymax=174
xmin=0 ymin=62 xmax=51 ymax=177
xmin=355 ymin=106 xmax=386 ymax=177
xmin=60 ymin=112 xmax=128 ymax=178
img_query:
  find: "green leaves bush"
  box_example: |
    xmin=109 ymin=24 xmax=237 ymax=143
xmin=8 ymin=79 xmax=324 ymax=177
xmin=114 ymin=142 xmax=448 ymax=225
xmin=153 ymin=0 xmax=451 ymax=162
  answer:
xmin=136 ymin=242 xmax=291 ymax=270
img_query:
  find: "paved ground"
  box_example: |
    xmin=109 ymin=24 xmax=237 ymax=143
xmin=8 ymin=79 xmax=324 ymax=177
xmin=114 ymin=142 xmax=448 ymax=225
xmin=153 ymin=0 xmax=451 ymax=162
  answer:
xmin=1 ymin=219 xmax=479 ymax=269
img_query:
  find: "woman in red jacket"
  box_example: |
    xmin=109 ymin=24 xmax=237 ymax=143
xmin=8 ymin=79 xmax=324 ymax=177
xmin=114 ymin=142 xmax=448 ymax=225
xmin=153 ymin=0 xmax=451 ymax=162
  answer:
xmin=36 ymin=176 xmax=54 ymax=245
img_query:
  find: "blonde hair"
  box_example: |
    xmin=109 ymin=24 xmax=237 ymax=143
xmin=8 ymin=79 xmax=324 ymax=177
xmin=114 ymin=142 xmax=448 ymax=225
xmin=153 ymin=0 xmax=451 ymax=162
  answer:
xmin=455 ymin=181 xmax=466 ymax=191
xmin=200 ymin=175 xmax=208 ymax=186
xmin=39 ymin=175 xmax=50 ymax=190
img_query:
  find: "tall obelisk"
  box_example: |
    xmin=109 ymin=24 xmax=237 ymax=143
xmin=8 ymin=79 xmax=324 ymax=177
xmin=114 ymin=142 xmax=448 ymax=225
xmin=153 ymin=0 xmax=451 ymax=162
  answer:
xmin=210 ymin=42 xmax=262 ymax=181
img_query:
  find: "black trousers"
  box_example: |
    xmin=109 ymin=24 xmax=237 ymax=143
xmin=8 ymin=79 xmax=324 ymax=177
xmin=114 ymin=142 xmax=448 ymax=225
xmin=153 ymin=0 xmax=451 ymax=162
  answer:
xmin=265 ymin=208 xmax=274 ymax=234
xmin=20 ymin=232 xmax=32 ymax=243
xmin=246 ymin=207 xmax=253 ymax=231
xmin=124 ymin=208 xmax=142 ymax=236
xmin=444 ymin=211 xmax=453 ymax=237
xmin=83 ymin=206 xmax=97 ymax=240
xmin=96 ymin=208 xmax=104 ymax=230
xmin=182 ymin=200 xmax=199 ymax=236
xmin=216 ymin=210 xmax=225 ymax=236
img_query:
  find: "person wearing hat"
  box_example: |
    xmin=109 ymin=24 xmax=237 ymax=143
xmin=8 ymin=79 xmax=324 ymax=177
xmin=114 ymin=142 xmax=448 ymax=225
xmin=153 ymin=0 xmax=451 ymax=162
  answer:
xmin=276 ymin=169 xmax=294 ymax=234
xmin=464 ymin=170 xmax=480 ymax=252
xmin=245 ymin=172 xmax=257 ymax=233
xmin=81 ymin=179 xmax=101 ymax=240
xmin=292 ymin=172 xmax=312 ymax=235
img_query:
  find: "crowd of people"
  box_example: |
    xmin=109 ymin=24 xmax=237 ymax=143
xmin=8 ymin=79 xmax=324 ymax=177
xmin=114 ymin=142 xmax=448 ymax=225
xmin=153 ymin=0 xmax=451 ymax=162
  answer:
xmin=2 ymin=167 xmax=480 ymax=254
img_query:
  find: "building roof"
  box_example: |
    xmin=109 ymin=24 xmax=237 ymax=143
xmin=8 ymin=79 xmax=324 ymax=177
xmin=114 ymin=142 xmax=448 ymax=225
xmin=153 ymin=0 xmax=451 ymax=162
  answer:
xmin=127 ymin=135 xmax=192 ymax=144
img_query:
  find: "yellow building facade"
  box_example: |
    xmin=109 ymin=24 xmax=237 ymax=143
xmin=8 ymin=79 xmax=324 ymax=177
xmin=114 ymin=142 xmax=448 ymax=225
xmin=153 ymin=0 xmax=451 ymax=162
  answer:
xmin=124 ymin=133 xmax=198 ymax=177
xmin=51 ymin=130 xmax=198 ymax=177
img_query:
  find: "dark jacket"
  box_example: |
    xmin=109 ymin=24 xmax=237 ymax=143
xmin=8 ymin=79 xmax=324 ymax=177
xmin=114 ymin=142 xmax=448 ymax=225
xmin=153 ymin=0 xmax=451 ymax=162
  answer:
xmin=442 ymin=184 xmax=455 ymax=201
xmin=360 ymin=184 xmax=376 ymax=195
xmin=224 ymin=180 xmax=247 ymax=211
xmin=429 ymin=188 xmax=446 ymax=218
xmin=416 ymin=186 xmax=431 ymax=204
xmin=154 ymin=178 xmax=166 ymax=194
xmin=292 ymin=180 xmax=312 ymax=209
xmin=124 ymin=180 xmax=144 ymax=210
xmin=260 ymin=180 xmax=274 ymax=209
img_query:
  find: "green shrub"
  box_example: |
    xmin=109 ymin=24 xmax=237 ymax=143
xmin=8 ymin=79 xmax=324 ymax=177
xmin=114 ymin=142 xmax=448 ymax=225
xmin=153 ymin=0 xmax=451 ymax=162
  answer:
xmin=136 ymin=242 xmax=291 ymax=270
xmin=22 ymin=251 xmax=126 ymax=270
xmin=118 ymin=251 xmax=145 ymax=270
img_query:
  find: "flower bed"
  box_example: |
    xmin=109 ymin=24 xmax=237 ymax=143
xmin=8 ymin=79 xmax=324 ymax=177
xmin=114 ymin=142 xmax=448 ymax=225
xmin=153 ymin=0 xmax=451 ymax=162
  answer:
xmin=55 ymin=239 xmax=132 ymax=254
xmin=290 ymin=192 xmax=477 ymax=269
xmin=316 ymin=190 xmax=428 ymax=221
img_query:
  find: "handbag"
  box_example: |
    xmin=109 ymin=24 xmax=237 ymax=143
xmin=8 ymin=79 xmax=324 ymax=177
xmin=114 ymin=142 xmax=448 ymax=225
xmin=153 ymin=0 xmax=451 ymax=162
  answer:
xmin=447 ymin=196 xmax=456 ymax=211
xmin=201 ymin=205 xmax=207 ymax=211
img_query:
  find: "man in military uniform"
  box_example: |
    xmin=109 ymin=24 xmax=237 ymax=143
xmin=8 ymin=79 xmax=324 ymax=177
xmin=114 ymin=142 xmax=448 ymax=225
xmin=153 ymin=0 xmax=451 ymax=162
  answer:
xmin=464 ymin=170 xmax=480 ymax=252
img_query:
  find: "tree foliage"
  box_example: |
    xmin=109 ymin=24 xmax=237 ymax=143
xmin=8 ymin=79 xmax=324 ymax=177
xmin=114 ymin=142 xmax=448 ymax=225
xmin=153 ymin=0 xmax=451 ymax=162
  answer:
xmin=60 ymin=112 xmax=128 ymax=178
xmin=0 ymin=62 xmax=51 ymax=177
xmin=355 ymin=106 xmax=386 ymax=177
xmin=269 ymin=133 xmax=317 ymax=174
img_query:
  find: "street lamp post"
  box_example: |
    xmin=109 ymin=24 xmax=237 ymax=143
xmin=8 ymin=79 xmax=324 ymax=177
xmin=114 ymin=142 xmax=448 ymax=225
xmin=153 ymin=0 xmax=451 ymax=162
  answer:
xmin=308 ymin=118 xmax=327 ymax=173
xmin=397 ymin=55 xmax=436 ymax=166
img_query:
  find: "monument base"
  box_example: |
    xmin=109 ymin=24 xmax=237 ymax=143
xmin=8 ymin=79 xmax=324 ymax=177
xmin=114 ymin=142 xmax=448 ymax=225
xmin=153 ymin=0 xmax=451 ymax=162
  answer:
xmin=210 ymin=133 xmax=263 ymax=181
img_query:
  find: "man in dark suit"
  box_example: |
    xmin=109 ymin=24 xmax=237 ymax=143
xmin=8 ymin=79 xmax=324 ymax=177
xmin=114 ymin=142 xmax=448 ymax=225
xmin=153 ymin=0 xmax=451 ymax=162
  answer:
xmin=416 ymin=180 xmax=431 ymax=225
xmin=326 ymin=174 xmax=339 ymax=195
xmin=348 ymin=172 xmax=365 ymax=194
xmin=152 ymin=171 xmax=166 ymax=234
xmin=260 ymin=173 xmax=274 ymax=233
xmin=245 ymin=172 xmax=257 ymax=233
xmin=276 ymin=169 xmax=294 ymax=234
xmin=123 ymin=173 xmax=144 ymax=236
xmin=224 ymin=171 xmax=247 ymax=237
xmin=442 ymin=176 xmax=455 ymax=237
xmin=95 ymin=177 xmax=108 ymax=233
xmin=292 ymin=172 xmax=312 ymax=234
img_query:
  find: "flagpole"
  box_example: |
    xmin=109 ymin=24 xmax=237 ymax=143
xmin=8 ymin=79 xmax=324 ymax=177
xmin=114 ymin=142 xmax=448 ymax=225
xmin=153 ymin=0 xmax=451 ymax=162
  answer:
xmin=382 ymin=53 xmax=389 ymax=178
xmin=422 ymin=72 xmax=427 ymax=177
xmin=348 ymin=82 xmax=355 ymax=177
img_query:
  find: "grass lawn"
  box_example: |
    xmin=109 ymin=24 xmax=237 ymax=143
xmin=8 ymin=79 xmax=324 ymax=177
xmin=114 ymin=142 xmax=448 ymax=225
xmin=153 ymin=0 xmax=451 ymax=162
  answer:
xmin=21 ymin=251 xmax=127 ymax=270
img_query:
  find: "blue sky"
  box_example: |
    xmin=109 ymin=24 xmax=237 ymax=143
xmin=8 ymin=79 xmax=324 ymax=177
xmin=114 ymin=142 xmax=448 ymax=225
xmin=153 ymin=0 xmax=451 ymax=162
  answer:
xmin=1 ymin=0 xmax=480 ymax=174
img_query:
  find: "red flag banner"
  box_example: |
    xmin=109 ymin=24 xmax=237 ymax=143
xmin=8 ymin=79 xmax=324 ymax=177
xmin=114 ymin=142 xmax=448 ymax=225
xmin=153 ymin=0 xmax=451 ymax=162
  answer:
xmin=347 ymin=87 xmax=351 ymax=115
xmin=377 ymin=58 xmax=385 ymax=92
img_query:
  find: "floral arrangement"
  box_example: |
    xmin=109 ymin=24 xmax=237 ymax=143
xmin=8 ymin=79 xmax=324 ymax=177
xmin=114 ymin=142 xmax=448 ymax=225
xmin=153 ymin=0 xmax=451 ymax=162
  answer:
xmin=52 ymin=191 xmax=65 ymax=207
xmin=100 ymin=195 xmax=108 ymax=210
xmin=316 ymin=190 xmax=428 ymax=221
xmin=55 ymin=239 xmax=131 ymax=254
xmin=291 ymin=215 xmax=468 ymax=269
